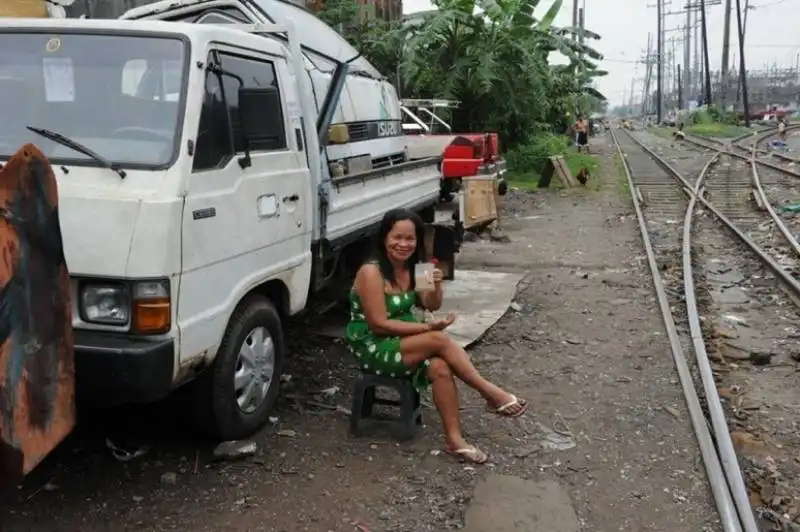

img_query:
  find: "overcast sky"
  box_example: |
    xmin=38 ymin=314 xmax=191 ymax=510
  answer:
xmin=402 ymin=0 xmax=800 ymax=107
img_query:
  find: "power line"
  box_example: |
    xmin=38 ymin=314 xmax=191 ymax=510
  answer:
xmin=745 ymin=44 xmax=800 ymax=48
xmin=751 ymin=0 xmax=794 ymax=7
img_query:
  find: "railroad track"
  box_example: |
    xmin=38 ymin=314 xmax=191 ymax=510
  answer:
xmin=682 ymin=125 xmax=800 ymax=170
xmin=611 ymin=128 xmax=800 ymax=532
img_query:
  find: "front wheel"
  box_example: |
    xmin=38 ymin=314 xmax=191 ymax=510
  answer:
xmin=194 ymin=295 xmax=284 ymax=440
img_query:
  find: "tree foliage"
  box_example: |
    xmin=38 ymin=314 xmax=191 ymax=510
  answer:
xmin=318 ymin=0 xmax=606 ymax=148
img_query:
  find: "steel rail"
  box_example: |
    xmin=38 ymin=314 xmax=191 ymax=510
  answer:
xmin=609 ymin=129 xmax=742 ymax=532
xmin=681 ymin=153 xmax=761 ymax=532
xmin=621 ymin=127 xmax=800 ymax=529
xmin=749 ymin=145 xmax=800 ymax=258
xmin=682 ymin=134 xmax=800 ymax=179
xmin=624 ymin=130 xmax=800 ymax=308
xmin=678 ymin=130 xmax=800 ymax=261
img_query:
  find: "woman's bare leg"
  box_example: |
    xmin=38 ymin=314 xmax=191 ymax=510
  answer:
xmin=401 ymin=331 xmax=523 ymax=413
xmin=426 ymin=357 xmax=467 ymax=450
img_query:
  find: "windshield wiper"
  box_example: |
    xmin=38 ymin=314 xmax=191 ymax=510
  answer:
xmin=26 ymin=126 xmax=126 ymax=178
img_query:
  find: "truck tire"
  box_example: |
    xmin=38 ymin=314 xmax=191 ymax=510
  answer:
xmin=194 ymin=295 xmax=284 ymax=440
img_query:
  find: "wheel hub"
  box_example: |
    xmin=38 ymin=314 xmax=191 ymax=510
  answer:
xmin=234 ymin=326 xmax=275 ymax=413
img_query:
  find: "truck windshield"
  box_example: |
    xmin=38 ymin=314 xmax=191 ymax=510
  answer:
xmin=0 ymin=32 xmax=186 ymax=168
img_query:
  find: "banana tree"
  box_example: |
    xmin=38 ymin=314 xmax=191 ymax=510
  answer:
xmin=399 ymin=0 xmax=588 ymax=145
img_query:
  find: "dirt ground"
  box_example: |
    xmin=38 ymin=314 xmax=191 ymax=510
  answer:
xmin=0 ymin=136 xmax=721 ymax=531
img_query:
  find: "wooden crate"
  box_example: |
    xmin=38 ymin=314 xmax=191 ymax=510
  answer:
xmin=461 ymin=176 xmax=498 ymax=230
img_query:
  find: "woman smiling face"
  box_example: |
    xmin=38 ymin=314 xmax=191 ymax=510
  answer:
xmin=385 ymin=219 xmax=417 ymax=264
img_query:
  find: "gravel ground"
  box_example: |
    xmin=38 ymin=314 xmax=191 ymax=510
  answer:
xmin=0 ymin=136 xmax=721 ymax=532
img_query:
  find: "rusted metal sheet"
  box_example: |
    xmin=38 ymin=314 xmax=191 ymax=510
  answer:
xmin=0 ymin=144 xmax=75 ymax=491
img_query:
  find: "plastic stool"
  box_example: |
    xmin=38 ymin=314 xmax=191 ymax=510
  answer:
xmin=349 ymin=373 xmax=422 ymax=441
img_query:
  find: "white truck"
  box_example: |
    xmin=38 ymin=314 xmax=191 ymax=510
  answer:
xmin=0 ymin=15 xmax=448 ymax=440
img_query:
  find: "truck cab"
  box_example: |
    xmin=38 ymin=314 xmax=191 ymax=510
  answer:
xmin=0 ymin=16 xmax=444 ymax=443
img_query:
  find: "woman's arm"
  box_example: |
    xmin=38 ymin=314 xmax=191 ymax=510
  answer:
xmin=354 ymin=264 xmax=432 ymax=337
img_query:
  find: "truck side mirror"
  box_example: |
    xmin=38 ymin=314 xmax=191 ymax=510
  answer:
xmin=237 ymin=87 xmax=285 ymax=168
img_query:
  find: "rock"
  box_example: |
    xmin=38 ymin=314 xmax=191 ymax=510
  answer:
xmin=488 ymin=228 xmax=511 ymax=243
xmin=463 ymin=231 xmax=479 ymax=242
xmin=749 ymin=351 xmax=774 ymax=366
xmin=463 ymin=476 xmax=579 ymax=532
xmin=514 ymin=446 xmax=541 ymax=459
xmin=213 ymin=440 xmax=257 ymax=461
xmin=277 ymin=429 xmax=297 ymax=438
xmin=730 ymin=431 xmax=766 ymax=455
xmin=160 ymin=472 xmax=177 ymax=485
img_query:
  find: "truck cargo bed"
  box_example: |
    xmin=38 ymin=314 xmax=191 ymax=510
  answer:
xmin=325 ymin=157 xmax=440 ymax=244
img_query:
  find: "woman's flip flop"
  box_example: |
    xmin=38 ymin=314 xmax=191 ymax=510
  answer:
xmin=488 ymin=395 xmax=529 ymax=418
xmin=445 ymin=445 xmax=489 ymax=464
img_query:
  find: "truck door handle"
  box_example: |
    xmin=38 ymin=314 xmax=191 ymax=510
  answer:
xmin=282 ymin=194 xmax=299 ymax=203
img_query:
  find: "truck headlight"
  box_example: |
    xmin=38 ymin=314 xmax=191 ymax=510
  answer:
xmin=80 ymin=283 xmax=130 ymax=325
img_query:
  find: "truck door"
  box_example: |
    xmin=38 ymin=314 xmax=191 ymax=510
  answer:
xmin=177 ymin=46 xmax=311 ymax=364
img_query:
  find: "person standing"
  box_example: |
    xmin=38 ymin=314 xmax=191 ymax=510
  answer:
xmin=573 ymin=116 xmax=589 ymax=154
xmin=778 ymin=118 xmax=787 ymax=142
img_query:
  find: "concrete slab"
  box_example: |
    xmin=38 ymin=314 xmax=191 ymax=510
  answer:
xmin=463 ymin=475 xmax=580 ymax=532
xmin=313 ymin=269 xmax=522 ymax=348
xmin=439 ymin=270 xmax=523 ymax=347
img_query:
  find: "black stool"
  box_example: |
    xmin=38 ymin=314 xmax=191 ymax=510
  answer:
xmin=350 ymin=373 xmax=422 ymax=441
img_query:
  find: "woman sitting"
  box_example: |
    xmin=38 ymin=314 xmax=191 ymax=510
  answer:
xmin=346 ymin=209 xmax=528 ymax=464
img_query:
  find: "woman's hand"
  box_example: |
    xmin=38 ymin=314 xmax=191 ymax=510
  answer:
xmin=428 ymin=313 xmax=456 ymax=331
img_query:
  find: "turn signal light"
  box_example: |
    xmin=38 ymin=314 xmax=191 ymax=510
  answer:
xmin=132 ymin=281 xmax=171 ymax=334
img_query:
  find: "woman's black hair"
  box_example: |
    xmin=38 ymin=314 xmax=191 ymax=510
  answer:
xmin=373 ymin=208 xmax=426 ymax=289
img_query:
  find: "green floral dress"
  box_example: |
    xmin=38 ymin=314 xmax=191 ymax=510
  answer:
xmin=345 ymin=289 xmax=431 ymax=391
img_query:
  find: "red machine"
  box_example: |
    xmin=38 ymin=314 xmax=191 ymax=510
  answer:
xmin=402 ymin=99 xmax=506 ymax=202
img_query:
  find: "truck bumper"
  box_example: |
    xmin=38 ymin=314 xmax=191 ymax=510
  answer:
xmin=74 ymin=330 xmax=175 ymax=405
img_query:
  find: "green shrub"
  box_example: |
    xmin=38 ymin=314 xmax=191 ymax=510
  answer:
xmin=505 ymin=133 xmax=570 ymax=175
xmin=504 ymin=133 xmax=599 ymax=189
xmin=690 ymin=106 xmax=740 ymax=126
xmin=564 ymin=151 xmax=599 ymax=176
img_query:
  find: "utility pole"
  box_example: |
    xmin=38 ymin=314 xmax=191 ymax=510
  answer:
xmin=720 ymin=0 xmax=732 ymax=108
xmin=657 ymin=0 xmax=663 ymax=123
xmin=735 ymin=0 xmax=750 ymax=125
xmin=684 ymin=8 xmax=691 ymax=108
xmin=662 ymin=2 xmax=720 ymax=108
xmin=575 ymin=7 xmax=584 ymax=117
xmin=630 ymin=76 xmax=636 ymax=111
xmin=572 ymin=0 xmax=579 ymax=39
xmin=677 ymin=65 xmax=683 ymax=108
xmin=642 ymin=33 xmax=654 ymax=115
xmin=699 ymin=0 xmax=712 ymax=106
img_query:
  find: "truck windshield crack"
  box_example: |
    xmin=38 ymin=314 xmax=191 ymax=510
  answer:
xmin=26 ymin=126 xmax=127 ymax=179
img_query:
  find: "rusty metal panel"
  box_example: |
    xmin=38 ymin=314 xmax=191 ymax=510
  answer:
xmin=0 ymin=145 xmax=75 ymax=490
